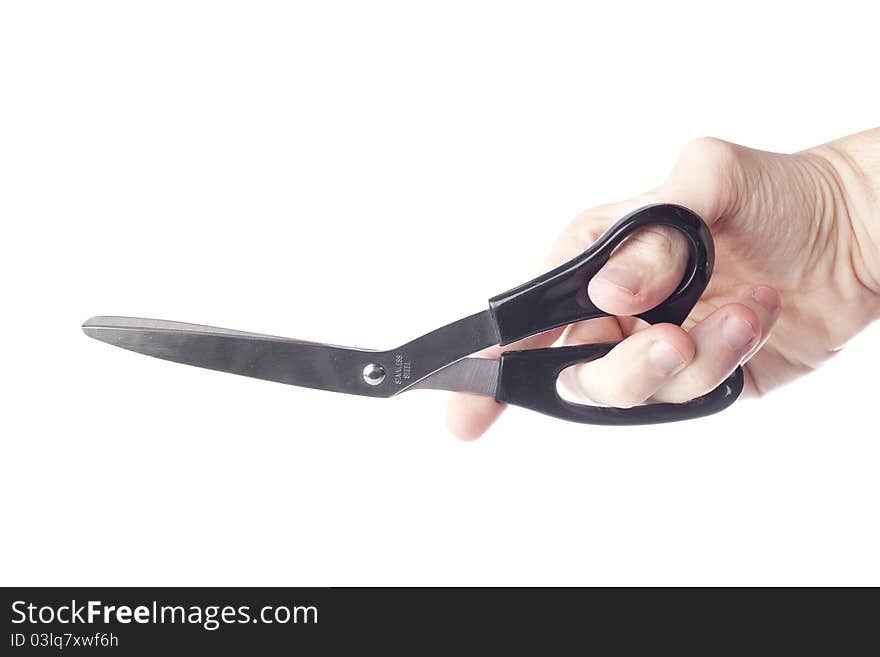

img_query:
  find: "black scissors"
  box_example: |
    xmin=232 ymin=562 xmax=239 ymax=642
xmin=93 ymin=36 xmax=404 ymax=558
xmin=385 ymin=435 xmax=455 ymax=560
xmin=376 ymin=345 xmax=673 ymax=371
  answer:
xmin=83 ymin=204 xmax=743 ymax=425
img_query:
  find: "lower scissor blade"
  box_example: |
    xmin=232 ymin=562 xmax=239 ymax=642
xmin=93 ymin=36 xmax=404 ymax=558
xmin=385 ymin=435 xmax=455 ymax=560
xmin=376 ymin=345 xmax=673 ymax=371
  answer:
xmin=82 ymin=316 xmax=392 ymax=398
xmin=410 ymin=358 xmax=499 ymax=396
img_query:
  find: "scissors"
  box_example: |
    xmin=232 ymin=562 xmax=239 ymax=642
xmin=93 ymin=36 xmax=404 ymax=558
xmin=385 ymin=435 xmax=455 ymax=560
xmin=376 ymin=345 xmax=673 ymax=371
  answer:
xmin=83 ymin=204 xmax=743 ymax=425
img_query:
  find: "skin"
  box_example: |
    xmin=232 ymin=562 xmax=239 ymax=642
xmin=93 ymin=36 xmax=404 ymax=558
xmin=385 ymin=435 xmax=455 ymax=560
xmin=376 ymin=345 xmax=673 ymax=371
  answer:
xmin=448 ymin=129 xmax=880 ymax=440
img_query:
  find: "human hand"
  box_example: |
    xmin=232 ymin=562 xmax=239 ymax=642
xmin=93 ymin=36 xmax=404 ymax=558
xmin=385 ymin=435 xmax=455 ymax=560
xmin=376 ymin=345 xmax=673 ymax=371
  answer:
xmin=448 ymin=130 xmax=880 ymax=439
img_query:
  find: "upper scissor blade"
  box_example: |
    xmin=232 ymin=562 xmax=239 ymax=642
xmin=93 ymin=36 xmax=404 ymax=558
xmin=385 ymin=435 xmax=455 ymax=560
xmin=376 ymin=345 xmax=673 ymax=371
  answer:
xmin=82 ymin=316 xmax=392 ymax=397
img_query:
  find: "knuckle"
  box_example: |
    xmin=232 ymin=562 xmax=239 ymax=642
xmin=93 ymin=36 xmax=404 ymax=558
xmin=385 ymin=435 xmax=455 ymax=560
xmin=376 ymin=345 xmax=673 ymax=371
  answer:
xmin=621 ymin=225 xmax=677 ymax=256
xmin=567 ymin=211 xmax=608 ymax=245
xmin=692 ymin=372 xmax=723 ymax=397
xmin=679 ymin=366 xmax=727 ymax=399
xmin=613 ymin=226 xmax=688 ymax=278
xmin=611 ymin=387 xmax=649 ymax=409
xmin=677 ymin=137 xmax=743 ymax=194
xmin=680 ymin=136 xmax=740 ymax=168
xmin=588 ymin=375 xmax=648 ymax=409
xmin=726 ymin=303 xmax=762 ymax=338
xmin=668 ymin=137 xmax=744 ymax=217
xmin=750 ymin=381 xmax=769 ymax=399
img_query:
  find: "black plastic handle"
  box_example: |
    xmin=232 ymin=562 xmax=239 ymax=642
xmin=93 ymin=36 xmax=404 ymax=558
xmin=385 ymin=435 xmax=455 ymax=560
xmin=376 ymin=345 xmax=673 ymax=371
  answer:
xmin=487 ymin=203 xmax=744 ymax=424
xmin=488 ymin=204 xmax=713 ymax=345
xmin=495 ymin=344 xmax=744 ymax=425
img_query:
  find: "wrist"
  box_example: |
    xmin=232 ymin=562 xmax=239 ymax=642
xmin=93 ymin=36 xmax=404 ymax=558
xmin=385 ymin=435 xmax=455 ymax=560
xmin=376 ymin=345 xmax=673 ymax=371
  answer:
xmin=810 ymin=129 xmax=880 ymax=319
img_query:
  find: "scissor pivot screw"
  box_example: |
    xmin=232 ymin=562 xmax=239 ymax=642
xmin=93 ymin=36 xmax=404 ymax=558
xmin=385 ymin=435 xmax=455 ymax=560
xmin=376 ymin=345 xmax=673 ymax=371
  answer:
xmin=362 ymin=363 xmax=386 ymax=386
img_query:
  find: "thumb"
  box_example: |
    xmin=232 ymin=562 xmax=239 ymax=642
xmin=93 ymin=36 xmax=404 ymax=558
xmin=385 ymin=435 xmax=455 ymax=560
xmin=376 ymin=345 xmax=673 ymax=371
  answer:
xmin=588 ymin=138 xmax=745 ymax=316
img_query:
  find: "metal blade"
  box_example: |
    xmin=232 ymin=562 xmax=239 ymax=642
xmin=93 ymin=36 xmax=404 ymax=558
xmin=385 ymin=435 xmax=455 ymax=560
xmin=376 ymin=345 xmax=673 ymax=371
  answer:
xmin=82 ymin=311 xmax=500 ymax=398
xmin=83 ymin=316 xmax=387 ymax=397
xmin=410 ymin=358 xmax=499 ymax=396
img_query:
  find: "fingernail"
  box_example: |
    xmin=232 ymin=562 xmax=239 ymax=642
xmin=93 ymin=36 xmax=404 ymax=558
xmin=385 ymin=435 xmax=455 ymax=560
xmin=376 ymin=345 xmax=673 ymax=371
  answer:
xmin=649 ymin=340 xmax=686 ymax=375
xmin=723 ymin=316 xmax=757 ymax=351
xmin=751 ymin=286 xmax=780 ymax=313
xmin=594 ymin=266 xmax=641 ymax=296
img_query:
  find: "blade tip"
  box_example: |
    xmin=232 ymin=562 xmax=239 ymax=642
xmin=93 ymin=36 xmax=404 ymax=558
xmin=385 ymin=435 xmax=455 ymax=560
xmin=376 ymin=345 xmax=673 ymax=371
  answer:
xmin=82 ymin=316 xmax=121 ymax=337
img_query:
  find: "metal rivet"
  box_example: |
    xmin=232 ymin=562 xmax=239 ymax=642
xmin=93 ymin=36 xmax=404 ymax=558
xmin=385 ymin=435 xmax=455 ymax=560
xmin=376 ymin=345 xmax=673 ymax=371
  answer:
xmin=362 ymin=363 xmax=386 ymax=386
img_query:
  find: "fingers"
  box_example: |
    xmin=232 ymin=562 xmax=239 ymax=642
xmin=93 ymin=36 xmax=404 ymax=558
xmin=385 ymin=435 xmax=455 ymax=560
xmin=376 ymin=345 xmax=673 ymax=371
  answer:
xmin=565 ymin=286 xmax=780 ymax=407
xmin=446 ymin=344 xmax=507 ymax=441
xmin=587 ymin=224 xmax=689 ymax=317
xmin=446 ymin=387 xmax=506 ymax=441
xmin=563 ymin=322 xmax=695 ymax=408
xmin=446 ymin=329 xmax=564 ymax=441
xmin=446 ymin=137 xmax=755 ymax=439
xmin=556 ymin=313 xmax=625 ymax=398
xmin=652 ymin=286 xmax=780 ymax=403
xmin=445 ymin=200 xmax=641 ymax=441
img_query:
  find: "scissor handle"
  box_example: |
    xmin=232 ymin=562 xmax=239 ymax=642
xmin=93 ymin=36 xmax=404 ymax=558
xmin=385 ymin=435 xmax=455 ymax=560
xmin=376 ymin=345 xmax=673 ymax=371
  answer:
xmin=495 ymin=344 xmax=744 ymax=425
xmin=489 ymin=203 xmax=713 ymax=344
xmin=487 ymin=203 xmax=744 ymax=424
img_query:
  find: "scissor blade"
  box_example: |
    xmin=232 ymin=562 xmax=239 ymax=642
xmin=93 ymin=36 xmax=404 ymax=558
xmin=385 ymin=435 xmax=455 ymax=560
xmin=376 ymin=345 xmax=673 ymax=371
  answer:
xmin=411 ymin=358 xmax=499 ymax=396
xmin=82 ymin=316 xmax=391 ymax=398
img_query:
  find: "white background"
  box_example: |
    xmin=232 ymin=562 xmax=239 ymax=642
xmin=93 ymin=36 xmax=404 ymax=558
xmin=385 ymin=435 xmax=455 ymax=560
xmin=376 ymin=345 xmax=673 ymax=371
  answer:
xmin=2 ymin=1 xmax=878 ymax=586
